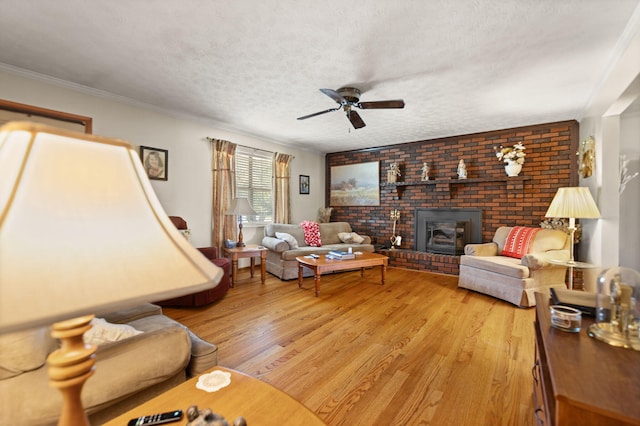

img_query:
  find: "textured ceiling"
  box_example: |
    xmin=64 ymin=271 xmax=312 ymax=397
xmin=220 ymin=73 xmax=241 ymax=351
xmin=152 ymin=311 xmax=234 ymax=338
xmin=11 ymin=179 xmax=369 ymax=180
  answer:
xmin=1 ymin=1 xmax=639 ymax=153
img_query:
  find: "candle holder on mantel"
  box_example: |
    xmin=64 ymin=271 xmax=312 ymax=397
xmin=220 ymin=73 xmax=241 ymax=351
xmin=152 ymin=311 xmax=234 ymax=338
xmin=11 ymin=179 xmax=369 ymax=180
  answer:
xmin=390 ymin=209 xmax=401 ymax=249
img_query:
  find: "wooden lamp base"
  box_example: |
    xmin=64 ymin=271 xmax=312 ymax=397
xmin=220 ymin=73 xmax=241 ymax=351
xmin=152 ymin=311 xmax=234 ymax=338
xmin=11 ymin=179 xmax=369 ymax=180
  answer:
xmin=236 ymin=223 xmax=246 ymax=247
xmin=47 ymin=315 xmax=97 ymax=426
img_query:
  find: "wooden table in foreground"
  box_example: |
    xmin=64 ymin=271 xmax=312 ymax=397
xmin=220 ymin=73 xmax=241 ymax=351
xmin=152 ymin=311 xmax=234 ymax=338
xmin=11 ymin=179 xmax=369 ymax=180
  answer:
xmin=296 ymin=252 xmax=388 ymax=296
xmin=223 ymin=244 xmax=267 ymax=287
xmin=104 ymin=366 xmax=325 ymax=426
xmin=533 ymin=292 xmax=640 ymax=425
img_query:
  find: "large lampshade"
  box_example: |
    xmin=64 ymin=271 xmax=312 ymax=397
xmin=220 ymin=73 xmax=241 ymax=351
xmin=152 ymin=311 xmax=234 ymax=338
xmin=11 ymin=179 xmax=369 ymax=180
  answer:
xmin=0 ymin=122 xmax=223 ymax=333
xmin=227 ymin=197 xmax=257 ymax=217
xmin=0 ymin=122 xmax=223 ymax=426
xmin=545 ymin=187 xmax=601 ymax=220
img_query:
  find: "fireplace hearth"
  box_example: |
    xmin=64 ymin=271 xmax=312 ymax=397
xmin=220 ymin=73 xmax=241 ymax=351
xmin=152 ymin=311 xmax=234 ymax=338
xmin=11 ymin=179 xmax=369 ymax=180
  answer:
xmin=415 ymin=208 xmax=482 ymax=254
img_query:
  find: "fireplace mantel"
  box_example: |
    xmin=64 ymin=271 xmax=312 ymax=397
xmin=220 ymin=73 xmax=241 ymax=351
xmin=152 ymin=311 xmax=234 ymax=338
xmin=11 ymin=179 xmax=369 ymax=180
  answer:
xmin=382 ymin=175 xmax=532 ymax=198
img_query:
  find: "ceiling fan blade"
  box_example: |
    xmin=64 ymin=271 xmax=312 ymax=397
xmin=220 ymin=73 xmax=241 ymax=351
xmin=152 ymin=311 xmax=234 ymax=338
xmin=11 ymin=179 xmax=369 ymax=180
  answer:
xmin=357 ymin=100 xmax=405 ymax=109
xmin=347 ymin=110 xmax=366 ymax=129
xmin=320 ymin=88 xmax=347 ymax=105
xmin=297 ymin=107 xmax=340 ymax=120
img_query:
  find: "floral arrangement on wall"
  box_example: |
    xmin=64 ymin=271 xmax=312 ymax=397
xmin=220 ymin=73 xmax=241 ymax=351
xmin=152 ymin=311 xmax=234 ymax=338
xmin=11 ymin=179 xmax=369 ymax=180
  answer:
xmin=540 ymin=218 xmax=581 ymax=244
xmin=494 ymin=142 xmax=526 ymax=164
xmin=620 ymin=154 xmax=639 ymax=194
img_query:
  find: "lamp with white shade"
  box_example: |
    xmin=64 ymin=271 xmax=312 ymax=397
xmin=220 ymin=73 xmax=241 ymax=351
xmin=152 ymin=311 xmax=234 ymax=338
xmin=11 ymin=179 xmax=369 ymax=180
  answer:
xmin=226 ymin=198 xmax=256 ymax=248
xmin=0 ymin=122 xmax=223 ymax=425
xmin=545 ymin=186 xmax=601 ymax=289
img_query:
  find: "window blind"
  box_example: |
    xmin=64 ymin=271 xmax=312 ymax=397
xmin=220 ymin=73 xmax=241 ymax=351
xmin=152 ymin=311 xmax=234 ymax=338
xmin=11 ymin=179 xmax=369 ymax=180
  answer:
xmin=235 ymin=146 xmax=273 ymax=223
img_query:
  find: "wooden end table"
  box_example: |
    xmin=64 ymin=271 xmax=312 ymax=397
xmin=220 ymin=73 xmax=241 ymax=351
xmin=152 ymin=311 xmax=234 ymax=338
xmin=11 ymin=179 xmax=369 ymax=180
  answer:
xmin=296 ymin=252 xmax=388 ymax=297
xmin=103 ymin=366 xmax=325 ymax=425
xmin=223 ymin=244 xmax=267 ymax=287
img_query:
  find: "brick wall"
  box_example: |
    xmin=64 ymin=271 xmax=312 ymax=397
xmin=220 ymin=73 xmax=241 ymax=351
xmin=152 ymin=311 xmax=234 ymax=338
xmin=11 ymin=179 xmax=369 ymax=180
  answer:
xmin=325 ymin=120 xmax=579 ymax=275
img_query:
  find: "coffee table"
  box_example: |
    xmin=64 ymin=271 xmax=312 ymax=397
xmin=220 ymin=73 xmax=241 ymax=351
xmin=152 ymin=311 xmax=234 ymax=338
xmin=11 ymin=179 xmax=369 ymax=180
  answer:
xmin=103 ymin=366 xmax=324 ymax=425
xmin=296 ymin=252 xmax=388 ymax=296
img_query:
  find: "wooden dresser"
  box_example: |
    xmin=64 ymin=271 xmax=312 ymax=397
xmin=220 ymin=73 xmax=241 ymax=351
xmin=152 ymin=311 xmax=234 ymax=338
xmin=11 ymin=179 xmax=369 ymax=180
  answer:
xmin=533 ymin=292 xmax=640 ymax=425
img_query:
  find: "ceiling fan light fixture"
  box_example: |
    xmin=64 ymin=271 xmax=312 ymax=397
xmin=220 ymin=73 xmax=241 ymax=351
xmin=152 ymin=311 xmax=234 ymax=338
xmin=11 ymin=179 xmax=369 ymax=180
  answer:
xmin=337 ymin=87 xmax=361 ymax=103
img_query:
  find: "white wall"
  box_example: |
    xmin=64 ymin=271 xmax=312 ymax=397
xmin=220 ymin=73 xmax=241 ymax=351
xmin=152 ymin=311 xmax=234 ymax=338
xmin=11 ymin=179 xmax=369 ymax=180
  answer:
xmin=619 ymin=108 xmax=640 ymax=270
xmin=0 ymin=68 xmax=326 ymax=248
xmin=579 ymin=17 xmax=640 ymax=275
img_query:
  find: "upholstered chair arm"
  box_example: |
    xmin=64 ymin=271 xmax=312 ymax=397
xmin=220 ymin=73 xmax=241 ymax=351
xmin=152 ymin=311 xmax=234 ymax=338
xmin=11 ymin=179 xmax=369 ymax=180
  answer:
xmin=464 ymin=242 xmax=499 ymax=256
xmin=261 ymin=236 xmax=289 ymax=252
xmin=521 ymin=249 xmax=570 ymax=269
xmin=197 ymin=246 xmax=220 ymax=260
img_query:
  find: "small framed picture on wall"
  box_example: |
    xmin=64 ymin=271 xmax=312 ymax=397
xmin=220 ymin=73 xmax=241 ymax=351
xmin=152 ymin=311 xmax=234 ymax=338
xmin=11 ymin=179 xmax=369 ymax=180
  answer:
xmin=299 ymin=175 xmax=310 ymax=194
xmin=140 ymin=146 xmax=168 ymax=181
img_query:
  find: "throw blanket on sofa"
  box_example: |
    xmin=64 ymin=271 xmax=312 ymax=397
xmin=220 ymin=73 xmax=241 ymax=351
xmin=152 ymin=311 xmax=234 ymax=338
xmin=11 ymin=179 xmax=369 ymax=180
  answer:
xmin=502 ymin=226 xmax=541 ymax=258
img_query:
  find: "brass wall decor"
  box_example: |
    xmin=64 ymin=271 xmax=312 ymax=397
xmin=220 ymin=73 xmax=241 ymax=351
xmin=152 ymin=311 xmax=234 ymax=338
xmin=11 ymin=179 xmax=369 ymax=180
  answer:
xmin=577 ymin=136 xmax=595 ymax=178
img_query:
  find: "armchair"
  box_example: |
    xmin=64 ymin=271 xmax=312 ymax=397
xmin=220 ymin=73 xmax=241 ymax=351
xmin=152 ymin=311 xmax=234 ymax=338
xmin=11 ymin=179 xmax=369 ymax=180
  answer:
xmin=458 ymin=226 xmax=570 ymax=307
xmin=156 ymin=217 xmax=231 ymax=307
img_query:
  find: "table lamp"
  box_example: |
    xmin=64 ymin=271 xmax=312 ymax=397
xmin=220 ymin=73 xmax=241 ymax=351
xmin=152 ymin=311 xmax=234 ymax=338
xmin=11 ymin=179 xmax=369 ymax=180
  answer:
xmin=0 ymin=122 xmax=223 ymax=425
xmin=545 ymin=187 xmax=601 ymax=289
xmin=226 ymin=198 xmax=256 ymax=247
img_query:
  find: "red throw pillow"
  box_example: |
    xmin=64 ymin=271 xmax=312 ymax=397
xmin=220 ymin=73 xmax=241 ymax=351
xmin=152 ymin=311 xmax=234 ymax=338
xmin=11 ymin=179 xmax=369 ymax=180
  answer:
xmin=502 ymin=226 xmax=541 ymax=259
xmin=301 ymin=221 xmax=322 ymax=247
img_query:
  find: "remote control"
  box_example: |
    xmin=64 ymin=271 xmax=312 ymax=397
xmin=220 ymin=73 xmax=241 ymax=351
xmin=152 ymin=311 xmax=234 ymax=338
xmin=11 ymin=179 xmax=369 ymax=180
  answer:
xmin=127 ymin=410 xmax=183 ymax=426
xmin=310 ymin=254 xmax=319 ymax=259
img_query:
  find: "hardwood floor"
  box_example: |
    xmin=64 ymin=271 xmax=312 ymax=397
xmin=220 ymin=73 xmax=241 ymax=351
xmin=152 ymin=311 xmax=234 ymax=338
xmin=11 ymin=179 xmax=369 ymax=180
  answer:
xmin=163 ymin=267 xmax=536 ymax=426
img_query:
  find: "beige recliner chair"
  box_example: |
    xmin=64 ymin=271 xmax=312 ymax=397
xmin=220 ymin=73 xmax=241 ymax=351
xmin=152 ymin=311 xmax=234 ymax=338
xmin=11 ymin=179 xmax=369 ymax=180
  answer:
xmin=458 ymin=226 xmax=570 ymax=307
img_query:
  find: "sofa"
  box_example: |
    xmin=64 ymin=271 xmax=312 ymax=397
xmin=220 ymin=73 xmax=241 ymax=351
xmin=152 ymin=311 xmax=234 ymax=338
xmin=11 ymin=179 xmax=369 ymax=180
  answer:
xmin=156 ymin=216 xmax=231 ymax=307
xmin=0 ymin=303 xmax=218 ymax=425
xmin=261 ymin=221 xmax=375 ymax=280
xmin=458 ymin=226 xmax=570 ymax=307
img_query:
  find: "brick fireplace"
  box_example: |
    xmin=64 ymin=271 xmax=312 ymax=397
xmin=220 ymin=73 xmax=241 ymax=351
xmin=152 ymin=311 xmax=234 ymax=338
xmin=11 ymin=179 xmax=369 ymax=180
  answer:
xmin=325 ymin=120 xmax=579 ymax=275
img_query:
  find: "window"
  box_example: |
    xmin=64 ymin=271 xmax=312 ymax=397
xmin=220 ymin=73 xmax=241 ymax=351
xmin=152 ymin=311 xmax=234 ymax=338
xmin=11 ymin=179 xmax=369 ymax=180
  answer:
xmin=235 ymin=146 xmax=273 ymax=223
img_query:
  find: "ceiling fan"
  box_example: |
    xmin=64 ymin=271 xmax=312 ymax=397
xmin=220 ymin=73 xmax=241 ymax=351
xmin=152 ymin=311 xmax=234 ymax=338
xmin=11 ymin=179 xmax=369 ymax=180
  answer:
xmin=297 ymin=87 xmax=405 ymax=129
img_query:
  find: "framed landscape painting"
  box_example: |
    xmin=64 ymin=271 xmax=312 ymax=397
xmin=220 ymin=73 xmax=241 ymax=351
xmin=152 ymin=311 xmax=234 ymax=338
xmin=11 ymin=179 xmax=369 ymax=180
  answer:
xmin=330 ymin=161 xmax=380 ymax=206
